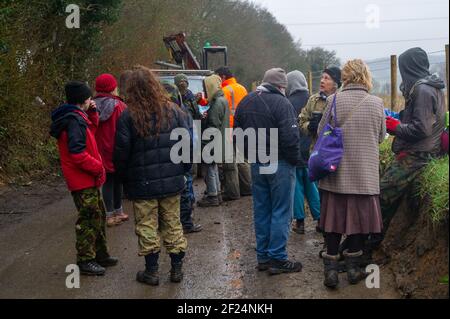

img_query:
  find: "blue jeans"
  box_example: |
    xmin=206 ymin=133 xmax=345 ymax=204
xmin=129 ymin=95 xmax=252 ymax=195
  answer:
xmin=251 ymin=161 xmax=296 ymax=263
xmin=293 ymin=168 xmax=321 ymax=221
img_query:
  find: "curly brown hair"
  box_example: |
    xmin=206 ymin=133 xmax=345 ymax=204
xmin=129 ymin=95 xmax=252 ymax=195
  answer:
xmin=126 ymin=66 xmax=171 ymax=137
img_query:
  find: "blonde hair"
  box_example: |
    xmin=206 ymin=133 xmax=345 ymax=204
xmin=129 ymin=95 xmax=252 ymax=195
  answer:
xmin=342 ymin=59 xmax=373 ymax=91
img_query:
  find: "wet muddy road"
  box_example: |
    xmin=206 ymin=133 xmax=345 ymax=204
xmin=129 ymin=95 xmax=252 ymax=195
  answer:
xmin=0 ymin=178 xmax=399 ymax=299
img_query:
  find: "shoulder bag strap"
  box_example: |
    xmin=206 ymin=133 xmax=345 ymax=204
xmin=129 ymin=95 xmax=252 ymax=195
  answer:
xmin=339 ymin=93 xmax=371 ymax=127
xmin=257 ymin=92 xmax=277 ymax=124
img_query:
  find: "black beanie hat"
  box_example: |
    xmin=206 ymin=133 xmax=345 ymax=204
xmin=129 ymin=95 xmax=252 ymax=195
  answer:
xmin=323 ymin=67 xmax=342 ymax=88
xmin=65 ymin=81 xmax=92 ymax=105
xmin=215 ymin=66 xmax=234 ymax=79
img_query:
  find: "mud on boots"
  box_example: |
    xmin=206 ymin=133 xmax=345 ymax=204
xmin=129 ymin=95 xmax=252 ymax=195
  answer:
xmin=137 ymin=253 xmax=160 ymax=286
xmin=170 ymin=252 xmax=185 ymax=283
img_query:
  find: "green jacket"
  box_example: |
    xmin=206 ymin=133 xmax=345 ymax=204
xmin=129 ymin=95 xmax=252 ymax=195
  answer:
xmin=203 ymin=90 xmax=230 ymax=151
xmin=202 ymin=74 xmax=230 ymax=162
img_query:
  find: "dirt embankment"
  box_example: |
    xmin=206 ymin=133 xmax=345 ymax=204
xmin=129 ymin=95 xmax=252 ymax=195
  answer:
xmin=380 ymin=198 xmax=449 ymax=299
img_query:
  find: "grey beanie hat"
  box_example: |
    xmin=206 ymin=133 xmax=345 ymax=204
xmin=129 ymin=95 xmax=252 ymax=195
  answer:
xmin=174 ymin=73 xmax=189 ymax=87
xmin=263 ymin=68 xmax=288 ymax=89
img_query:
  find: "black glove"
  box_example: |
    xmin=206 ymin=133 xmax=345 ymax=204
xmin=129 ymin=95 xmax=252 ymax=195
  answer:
xmin=308 ymin=115 xmax=322 ymax=133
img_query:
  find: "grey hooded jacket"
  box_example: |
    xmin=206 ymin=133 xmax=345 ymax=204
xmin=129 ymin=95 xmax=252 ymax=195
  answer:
xmin=287 ymin=71 xmax=311 ymax=167
xmin=287 ymin=71 xmax=310 ymax=116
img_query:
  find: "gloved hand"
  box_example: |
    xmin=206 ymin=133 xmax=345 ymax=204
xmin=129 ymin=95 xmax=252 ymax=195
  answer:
xmin=308 ymin=115 xmax=322 ymax=134
xmin=386 ymin=116 xmax=401 ymax=135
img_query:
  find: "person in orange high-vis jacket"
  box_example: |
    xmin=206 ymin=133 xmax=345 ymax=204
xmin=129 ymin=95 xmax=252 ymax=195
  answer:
xmin=217 ymin=68 xmax=248 ymax=128
xmin=215 ymin=67 xmax=252 ymax=200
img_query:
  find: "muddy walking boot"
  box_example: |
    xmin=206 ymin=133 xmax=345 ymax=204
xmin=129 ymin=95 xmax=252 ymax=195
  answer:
xmin=95 ymin=252 xmax=119 ymax=268
xmin=339 ymin=236 xmax=373 ymax=268
xmin=256 ymin=261 xmax=271 ymax=272
xmin=78 ymin=260 xmax=106 ymax=276
xmin=322 ymin=253 xmax=340 ymax=289
xmin=136 ymin=266 xmax=159 ymax=286
xmin=269 ymin=259 xmax=303 ymax=275
xmin=136 ymin=253 xmax=159 ymax=286
xmin=293 ymin=219 xmax=305 ymax=234
xmin=222 ymin=194 xmax=239 ymax=202
xmin=197 ymin=196 xmax=220 ymax=207
xmin=343 ymin=250 xmax=368 ymax=285
xmin=170 ymin=252 xmax=185 ymax=283
xmin=183 ymin=224 xmax=203 ymax=234
xmin=170 ymin=263 xmax=184 ymax=283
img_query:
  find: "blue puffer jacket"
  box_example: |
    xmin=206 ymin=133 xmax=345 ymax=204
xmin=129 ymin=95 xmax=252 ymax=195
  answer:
xmin=234 ymin=84 xmax=301 ymax=166
xmin=114 ymin=103 xmax=192 ymax=200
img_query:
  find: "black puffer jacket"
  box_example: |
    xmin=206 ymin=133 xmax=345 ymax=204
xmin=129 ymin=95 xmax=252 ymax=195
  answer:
xmin=114 ymin=104 xmax=192 ymax=200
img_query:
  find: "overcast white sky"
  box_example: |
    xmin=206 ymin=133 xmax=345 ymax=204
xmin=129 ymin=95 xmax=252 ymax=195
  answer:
xmin=251 ymin=0 xmax=449 ymax=63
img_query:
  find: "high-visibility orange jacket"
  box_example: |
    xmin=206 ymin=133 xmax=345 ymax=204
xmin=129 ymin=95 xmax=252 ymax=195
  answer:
xmin=222 ymin=77 xmax=248 ymax=128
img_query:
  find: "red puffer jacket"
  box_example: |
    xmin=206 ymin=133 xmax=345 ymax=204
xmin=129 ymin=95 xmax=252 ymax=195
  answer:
xmin=94 ymin=94 xmax=127 ymax=173
xmin=50 ymin=104 xmax=106 ymax=192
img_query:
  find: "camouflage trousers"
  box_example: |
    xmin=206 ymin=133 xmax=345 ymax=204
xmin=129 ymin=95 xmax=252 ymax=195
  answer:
xmin=72 ymin=188 xmax=109 ymax=263
xmin=133 ymin=195 xmax=187 ymax=256
xmin=380 ymin=152 xmax=431 ymax=233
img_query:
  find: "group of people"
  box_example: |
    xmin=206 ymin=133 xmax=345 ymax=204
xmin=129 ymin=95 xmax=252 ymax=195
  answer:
xmin=50 ymin=46 xmax=446 ymax=290
xmin=234 ymin=47 xmax=446 ymax=289
xmin=49 ymin=65 xmax=254 ymax=285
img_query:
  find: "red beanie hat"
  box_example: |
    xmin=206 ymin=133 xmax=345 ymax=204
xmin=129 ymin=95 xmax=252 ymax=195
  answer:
xmin=95 ymin=74 xmax=118 ymax=93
